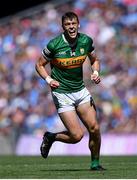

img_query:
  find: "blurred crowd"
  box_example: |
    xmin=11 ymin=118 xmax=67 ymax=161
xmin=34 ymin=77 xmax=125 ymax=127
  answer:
xmin=0 ymin=0 xmax=137 ymax=154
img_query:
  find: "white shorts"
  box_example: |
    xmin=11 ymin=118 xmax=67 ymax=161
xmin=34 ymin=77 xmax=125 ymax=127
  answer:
xmin=52 ymin=87 xmax=94 ymax=113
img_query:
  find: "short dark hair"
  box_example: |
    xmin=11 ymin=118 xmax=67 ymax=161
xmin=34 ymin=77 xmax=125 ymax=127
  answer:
xmin=62 ymin=11 xmax=79 ymax=25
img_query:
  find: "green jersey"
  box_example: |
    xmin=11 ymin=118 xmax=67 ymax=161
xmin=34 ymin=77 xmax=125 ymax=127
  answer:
xmin=42 ymin=33 xmax=94 ymax=93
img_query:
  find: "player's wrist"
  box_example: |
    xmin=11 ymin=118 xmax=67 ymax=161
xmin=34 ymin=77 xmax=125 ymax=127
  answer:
xmin=93 ymin=70 xmax=99 ymax=76
xmin=45 ymin=76 xmax=54 ymax=84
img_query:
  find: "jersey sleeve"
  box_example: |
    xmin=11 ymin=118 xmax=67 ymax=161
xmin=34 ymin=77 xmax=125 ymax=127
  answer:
xmin=42 ymin=40 xmax=55 ymax=61
xmin=88 ymin=37 xmax=95 ymax=53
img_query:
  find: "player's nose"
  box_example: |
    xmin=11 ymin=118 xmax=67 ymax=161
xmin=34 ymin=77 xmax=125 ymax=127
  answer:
xmin=69 ymin=23 xmax=74 ymax=28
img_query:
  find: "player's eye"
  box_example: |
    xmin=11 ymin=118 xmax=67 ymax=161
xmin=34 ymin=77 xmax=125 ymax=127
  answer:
xmin=64 ymin=23 xmax=70 ymax=26
xmin=72 ymin=22 xmax=77 ymax=25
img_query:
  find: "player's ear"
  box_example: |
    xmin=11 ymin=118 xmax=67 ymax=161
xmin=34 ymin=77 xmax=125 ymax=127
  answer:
xmin=78 ymin=24 xmax=80 ymax=28
xmin=62 ymin=24 xmax=65 ymax=30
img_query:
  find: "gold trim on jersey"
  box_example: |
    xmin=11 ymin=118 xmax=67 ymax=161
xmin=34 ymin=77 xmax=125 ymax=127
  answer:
xmin=51 ymin=55 xmax=87 ymax=69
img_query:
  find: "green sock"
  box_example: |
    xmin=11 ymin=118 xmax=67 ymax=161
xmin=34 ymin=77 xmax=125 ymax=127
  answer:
xmin=91 ymin=159 xmax=99 ymax=168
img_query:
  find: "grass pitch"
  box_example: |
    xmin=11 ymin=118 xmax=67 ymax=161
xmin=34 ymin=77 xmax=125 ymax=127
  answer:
xmin=0 ymin=155 xmax=137 ymax=179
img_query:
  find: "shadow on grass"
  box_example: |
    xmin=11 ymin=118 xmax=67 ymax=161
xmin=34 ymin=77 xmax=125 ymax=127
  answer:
xmin=40 ymin=168 xmax=106 ymax=172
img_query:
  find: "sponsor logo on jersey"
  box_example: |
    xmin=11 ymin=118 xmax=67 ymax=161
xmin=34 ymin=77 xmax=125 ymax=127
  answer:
xmin=70 ymin=51 xmax=76 ymax=56
xmin=58 ymin=51 xmax=66 ymax=55
xmin=51 ymin=55 xmax=87 ymax=69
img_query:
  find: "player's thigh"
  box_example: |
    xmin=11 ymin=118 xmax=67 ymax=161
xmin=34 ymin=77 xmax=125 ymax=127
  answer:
xmin=59 ymin=110 xmax=83 ymax=135
xmin=76 ymin=101 xmax=99 ymax=130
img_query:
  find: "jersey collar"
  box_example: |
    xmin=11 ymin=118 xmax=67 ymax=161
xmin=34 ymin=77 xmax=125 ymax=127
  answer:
xmin=62 ymin=33 xmax=79 ymax=48
xmin=62 ymin=33 xmax=68 ymax=43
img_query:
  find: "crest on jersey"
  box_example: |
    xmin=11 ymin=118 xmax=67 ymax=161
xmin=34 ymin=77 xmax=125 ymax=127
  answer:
xmin=80 ymin=48 xmax=84 ymax=54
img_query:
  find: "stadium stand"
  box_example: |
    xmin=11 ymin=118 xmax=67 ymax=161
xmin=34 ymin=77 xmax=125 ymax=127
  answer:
xmin=0 ymin=0 xmax=137 ymax=155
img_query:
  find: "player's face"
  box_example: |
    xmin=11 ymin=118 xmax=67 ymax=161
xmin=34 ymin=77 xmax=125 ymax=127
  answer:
xmin=63 ymin=17 xmax=79 ymax=40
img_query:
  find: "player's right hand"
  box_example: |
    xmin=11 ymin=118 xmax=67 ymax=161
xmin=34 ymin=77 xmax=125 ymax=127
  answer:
xmin=50 ymin=80 xmax=60 ymax=88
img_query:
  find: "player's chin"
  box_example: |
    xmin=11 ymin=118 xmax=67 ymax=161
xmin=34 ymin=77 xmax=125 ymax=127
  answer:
xmin=69 ymin=33 xmax=77 ymax=39
xmin=69 ymin=35 xmax=77 ymax=40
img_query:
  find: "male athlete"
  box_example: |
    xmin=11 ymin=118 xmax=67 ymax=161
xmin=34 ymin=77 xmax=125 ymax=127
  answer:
xmin=35 ymin=12 xmax=105 ymax=170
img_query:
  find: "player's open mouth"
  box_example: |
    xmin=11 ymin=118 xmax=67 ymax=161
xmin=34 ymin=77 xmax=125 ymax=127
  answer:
xmin=69 ymin=30 xmax=77 ymax=38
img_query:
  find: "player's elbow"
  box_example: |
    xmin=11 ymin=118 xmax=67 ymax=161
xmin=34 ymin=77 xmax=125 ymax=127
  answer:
xmin=35 ymin=61 xmax=40 ymax=73
xmin=35 ymin=57 xmax=43 ymax=71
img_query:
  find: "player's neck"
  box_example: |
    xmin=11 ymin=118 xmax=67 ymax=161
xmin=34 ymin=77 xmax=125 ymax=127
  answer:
xmin=64 ymin=32 xmax=78 ymax=47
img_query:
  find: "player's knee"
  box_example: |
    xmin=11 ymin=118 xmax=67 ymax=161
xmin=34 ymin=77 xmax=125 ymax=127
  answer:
xmin=89 ymin=124 xmax=100 ymax=135
xmin=71 ymin=132 xmax=83 ymax=143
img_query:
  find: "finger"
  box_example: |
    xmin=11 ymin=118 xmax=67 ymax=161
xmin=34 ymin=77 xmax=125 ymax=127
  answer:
xmin=94 ymin=79 xmax=101 ymax=84
xmin=51 ymin=83 xmax=60 ymax=88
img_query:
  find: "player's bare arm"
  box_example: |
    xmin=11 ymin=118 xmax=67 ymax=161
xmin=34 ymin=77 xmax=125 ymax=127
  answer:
xmin=35 ymin=56 xmax=60 ymax=88
xmin=88 ymin=52 xmax=101 ymax=84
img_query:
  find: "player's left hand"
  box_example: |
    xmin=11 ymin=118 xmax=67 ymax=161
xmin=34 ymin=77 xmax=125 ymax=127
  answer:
xmin=91 ymin=73 xmax=101 ymax=84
